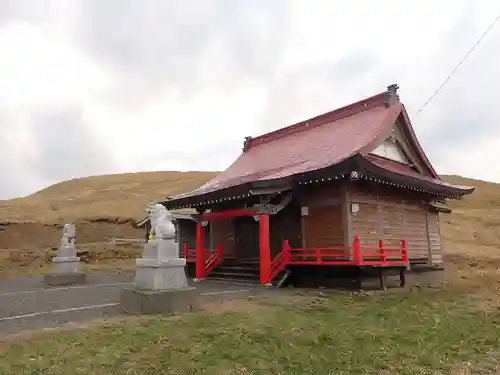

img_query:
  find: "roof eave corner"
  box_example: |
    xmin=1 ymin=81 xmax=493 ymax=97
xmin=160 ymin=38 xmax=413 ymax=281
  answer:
xmin=448 ymin=186 xmax=475 ymax=200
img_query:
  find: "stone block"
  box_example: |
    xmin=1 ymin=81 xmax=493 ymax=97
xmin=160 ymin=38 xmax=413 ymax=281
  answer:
xmin=43 ymin=272 xmax=87 ymax=286
xmin=120 ymin=287 xmax=200 ymax=315
xmin=134 ymin=261 xmax=188 ymax=290
xmin=52 ymin=256 xmax=82 ymax=273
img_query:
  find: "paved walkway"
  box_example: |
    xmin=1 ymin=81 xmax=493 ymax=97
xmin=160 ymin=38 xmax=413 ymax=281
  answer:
xmin=0 ymin=273 xmax=260 ymax=336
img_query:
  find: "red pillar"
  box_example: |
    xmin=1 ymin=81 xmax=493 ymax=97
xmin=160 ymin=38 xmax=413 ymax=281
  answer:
xmin=195 ymin=223 xmax=205 ymax=280
xmin=352 ymin=236 xmax=362 ymax=265
xmin=378 ymin=239 xmax=386 ymax=264
xmin=401 ymin=239 xmax=408 ymax=264
xmin=259 ymin=214 xmax=271 ymax=285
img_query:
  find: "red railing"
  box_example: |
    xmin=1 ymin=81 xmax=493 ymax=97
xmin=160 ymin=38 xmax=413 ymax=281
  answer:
xmin=204 ymin=243 xmax=224 ymax=275
xmin=183 ymin=244 xmax=197 ymax=262
xmin=285 ymin=236 xmax=408 ymax=267
xmin=183 ymin=243 xmax=224 ymax=278
xmin=184 ymin=236 xmax=408 ymax=285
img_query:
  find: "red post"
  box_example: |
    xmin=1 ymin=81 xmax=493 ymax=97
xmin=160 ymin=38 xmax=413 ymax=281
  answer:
xmin=195 ymin=223 xmax=205 ymax=280
xmin=259 ymin=214 xmax=271 ymax=285
xmin=352 ymin=236 xmax=362 ymax=265
xmin=183 ymin=243 xmax=189 ymax=260
xmin=378 ymin=239 xmax=386 ymax=263
xmin=283 ymin=240 xmax=291 ymax=264
xmin=401 ymin=239 xmax=408 ymax=263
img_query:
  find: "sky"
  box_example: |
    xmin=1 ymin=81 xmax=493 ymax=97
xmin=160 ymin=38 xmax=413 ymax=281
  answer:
xmin=0 ymin=0 xmax=500 ymax=199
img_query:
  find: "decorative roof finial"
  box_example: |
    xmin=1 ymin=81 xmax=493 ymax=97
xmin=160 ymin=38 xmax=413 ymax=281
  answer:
xmin=387 ymin=84 xmax=399 ymax=93
xmin=242 ymin=136 xmax=252 ymax=152
xmin=385 ymin=84 xmax=400 ymax=107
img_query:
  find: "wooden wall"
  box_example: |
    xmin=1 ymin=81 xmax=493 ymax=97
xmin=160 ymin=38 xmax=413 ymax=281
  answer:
xmin=304 ymin=205 xmax=344 ymax=248
xmin=348 ymin=183 xmax=442 ymax=264
xmin=211 ymin=218 xmax=237 ymax=258
xmin=426 ymin=210 xmax=443 ymax=265
xmin=300 ymin=182 xmax=345 ymax=248
xmin=270 ymin=202 xmax=302 ymax=255
xmin=174 ymin=219 xmax=210 ymax=257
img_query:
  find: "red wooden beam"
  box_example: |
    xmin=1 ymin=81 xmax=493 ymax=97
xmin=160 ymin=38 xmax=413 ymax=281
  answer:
xmin=199 ymin=208 xmax=257 ymax=221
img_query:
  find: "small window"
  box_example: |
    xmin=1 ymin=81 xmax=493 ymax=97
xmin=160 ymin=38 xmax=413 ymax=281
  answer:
xmin=371 ymin=139 xmax=409 ymax=163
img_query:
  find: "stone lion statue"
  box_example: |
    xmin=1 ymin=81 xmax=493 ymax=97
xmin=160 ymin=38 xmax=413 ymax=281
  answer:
xmin=146 ymin=203 xmax=175 ymax=240
xmin=61 ymin=223 xmax=76 ymax=247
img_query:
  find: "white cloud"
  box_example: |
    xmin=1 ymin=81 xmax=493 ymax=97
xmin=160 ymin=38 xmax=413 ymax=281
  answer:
xmin=0 ymin=21 xmax=110 ymax=110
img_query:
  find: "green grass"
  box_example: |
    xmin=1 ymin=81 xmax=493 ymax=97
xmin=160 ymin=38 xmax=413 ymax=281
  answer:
xmin=1 ymin=290 xmax=499 ymax=374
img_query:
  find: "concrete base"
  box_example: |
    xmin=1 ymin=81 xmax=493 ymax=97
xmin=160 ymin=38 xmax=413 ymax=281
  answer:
xmin=120 ymin=287 xmax=200 ymax=315
xmin=43 ymin=272 xmax=87 ymax=286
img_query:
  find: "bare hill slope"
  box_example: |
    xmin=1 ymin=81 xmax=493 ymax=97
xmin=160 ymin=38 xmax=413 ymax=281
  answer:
xmin=0 ymin=171 xmax=217 ymax=224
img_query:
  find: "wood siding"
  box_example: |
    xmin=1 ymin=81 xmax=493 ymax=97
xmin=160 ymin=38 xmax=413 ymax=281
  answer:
xmin=300 ymin=182 xmax=343 ymax=207
xmin=175 ymin=219 xmax=210 ymax=257
xmin=426 ymin=210 xmax=443 ymax=265
xmin=348 ymin=182 xmax=441 ymax=262
xmin=211 ymin=218 xmax=237 ymax=258
xmin=304 ymin=204 xmax=344 ymax=248
xmin=270 ymin=202 xmax=302 ymax=256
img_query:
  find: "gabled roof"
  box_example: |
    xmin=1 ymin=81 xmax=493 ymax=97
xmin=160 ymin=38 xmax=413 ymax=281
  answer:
xmin=165 ymin=85 xmax=473 ymax=208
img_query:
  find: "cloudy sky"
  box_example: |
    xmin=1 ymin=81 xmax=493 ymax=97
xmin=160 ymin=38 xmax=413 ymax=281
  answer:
xmin=0 ymin=0 xmax=499 ymax=199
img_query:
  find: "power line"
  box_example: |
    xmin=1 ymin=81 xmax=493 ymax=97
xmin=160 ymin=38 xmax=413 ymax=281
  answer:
xmin=414 ymin=12 xmax=500 ymax=117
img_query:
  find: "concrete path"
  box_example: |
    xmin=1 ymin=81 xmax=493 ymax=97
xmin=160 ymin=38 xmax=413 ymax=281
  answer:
xmin=0 ymin=273 xmax=261 ymax=337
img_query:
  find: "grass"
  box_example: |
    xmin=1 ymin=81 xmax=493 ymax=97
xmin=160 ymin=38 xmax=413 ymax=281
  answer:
xmin=0 ymin=289 xmax=499 ymax=374
xmin=0 ymin=171 xmax=217 ymax=224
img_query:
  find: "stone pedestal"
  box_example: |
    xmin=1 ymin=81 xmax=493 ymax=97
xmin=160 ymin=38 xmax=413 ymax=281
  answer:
xmin=120 ymin=238 xmax=200 ymax=315
xmin=120 ymin=287 xmax=200 ymax=314
xmin=43 ymin=245 xmax=86 ymax=286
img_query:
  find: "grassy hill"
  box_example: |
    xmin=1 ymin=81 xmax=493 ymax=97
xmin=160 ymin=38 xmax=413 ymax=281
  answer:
xmin=0 ymin=171 xmax=497 ymax=275
xmin=0 ymin=171 xmax=217 ymax=224
xmin=439 ymin=175 xmax=500 ymax=264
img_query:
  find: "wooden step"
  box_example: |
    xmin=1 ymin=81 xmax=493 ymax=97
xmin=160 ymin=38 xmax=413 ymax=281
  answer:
xmin=209 ymin=271 xmax=258 ymax=280
xmin=205 ymin=277 xmax=260 ymax=286
xmin=222 ymin=258 xmax=261 ymax=266
xmin=215 ymin=265 xmax=260 ymax=274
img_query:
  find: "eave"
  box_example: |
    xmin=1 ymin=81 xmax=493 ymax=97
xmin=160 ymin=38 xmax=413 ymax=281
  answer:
xmin=163 ymin=155 xmax=474 ymax=209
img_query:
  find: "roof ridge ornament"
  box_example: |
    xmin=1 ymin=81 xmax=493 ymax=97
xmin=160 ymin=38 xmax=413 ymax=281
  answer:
xmin=385 ymin=84 xmax=400 ymax=107
xmin=242 ymin=136 xmax=252 ymax=152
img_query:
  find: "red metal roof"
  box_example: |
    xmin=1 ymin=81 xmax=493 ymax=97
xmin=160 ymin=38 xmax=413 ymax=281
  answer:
xmin=171 ymin=86 xmax=472 ymax=201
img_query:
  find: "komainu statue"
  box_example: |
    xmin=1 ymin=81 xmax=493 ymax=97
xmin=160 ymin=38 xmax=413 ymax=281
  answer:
xmin=60 ymin=223 xmax=76 ymax=247
xmin=146 ymin=203 xmax=175 ymax=240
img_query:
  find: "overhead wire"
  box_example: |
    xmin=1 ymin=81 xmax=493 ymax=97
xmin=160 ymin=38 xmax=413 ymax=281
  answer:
xmin=414 ymin=12 xmax=500 ymax=117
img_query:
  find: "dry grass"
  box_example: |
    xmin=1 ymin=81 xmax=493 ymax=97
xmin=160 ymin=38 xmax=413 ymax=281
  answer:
xmin=0 ymin=171 xmax=216 ymax=224
xmin=441 ymin=175 xmax=500 ymax=263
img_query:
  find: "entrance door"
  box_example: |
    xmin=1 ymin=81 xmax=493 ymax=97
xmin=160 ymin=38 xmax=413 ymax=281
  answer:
xmin=233 ymin=216 xmax=259 ymax=258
